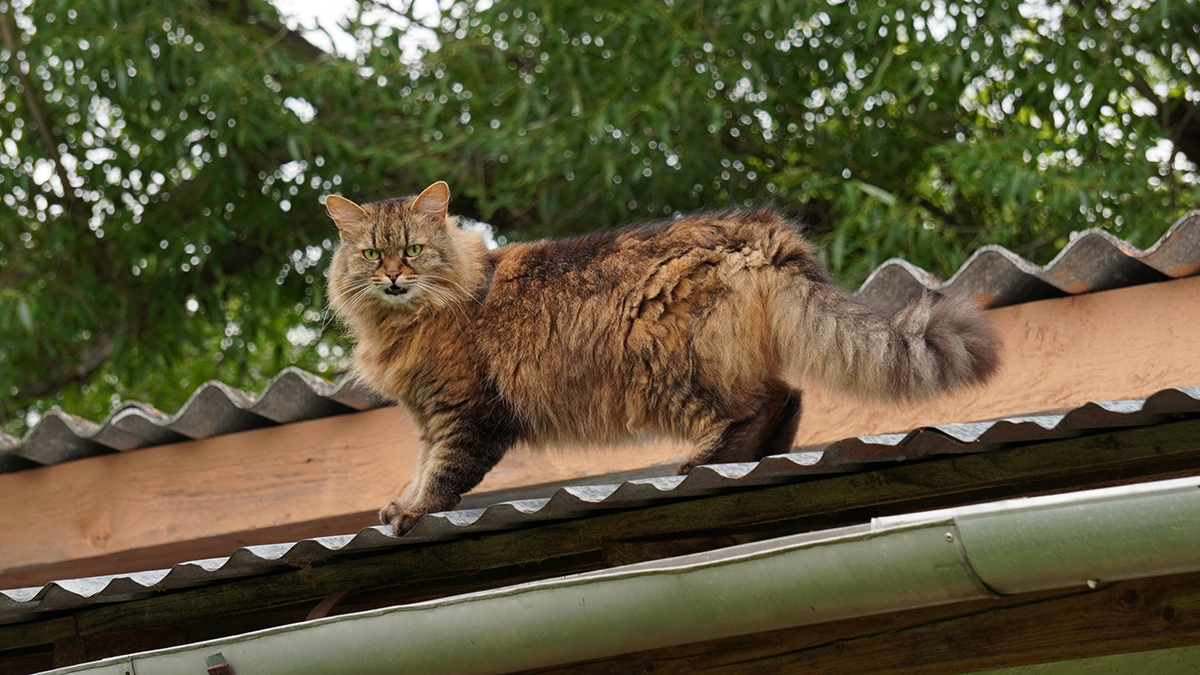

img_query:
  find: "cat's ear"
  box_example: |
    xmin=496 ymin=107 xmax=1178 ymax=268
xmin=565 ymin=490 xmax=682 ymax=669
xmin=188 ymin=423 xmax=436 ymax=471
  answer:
xmin=411 ymin=181 xmax=450 ymax=220
xmin=324 ymin=195 xmax=368 ymax=238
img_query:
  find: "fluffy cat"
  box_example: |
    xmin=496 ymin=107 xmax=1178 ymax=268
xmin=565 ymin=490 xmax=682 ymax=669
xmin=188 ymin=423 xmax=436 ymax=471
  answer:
xmin=324 ymin=182 xmax=1000 ymax=535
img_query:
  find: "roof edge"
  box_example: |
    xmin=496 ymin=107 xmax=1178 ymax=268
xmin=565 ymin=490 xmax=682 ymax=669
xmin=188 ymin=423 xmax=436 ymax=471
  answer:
xmin=41 ymin=476 xmax=1200 ymax=675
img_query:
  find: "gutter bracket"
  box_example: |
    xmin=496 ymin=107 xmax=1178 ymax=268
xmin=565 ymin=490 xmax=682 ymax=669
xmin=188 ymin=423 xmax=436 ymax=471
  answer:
xmin=205 ymin=653 xmax=234 ymax=675
xmin=946 ymin=523 xmax=1005 ymax=598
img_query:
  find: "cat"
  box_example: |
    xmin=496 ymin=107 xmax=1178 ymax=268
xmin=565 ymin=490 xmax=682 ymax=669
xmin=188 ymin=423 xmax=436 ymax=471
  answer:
xmin=324 ymin=181 xmax=1001 ymax=535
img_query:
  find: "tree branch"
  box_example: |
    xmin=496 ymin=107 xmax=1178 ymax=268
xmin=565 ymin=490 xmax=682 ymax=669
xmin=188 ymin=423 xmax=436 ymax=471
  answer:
xmin=1114 ymin=48 xmax=1200 ymax=170
xmin=14 ymin=328 xmax=116 ymax=402
xmin=201 ymin=0 xmax=331 ymax=63
xmin=917 ymin=197 xmax=970 ymax=233
xmin=1088 ymin=0 xmax=1200 ymax=167
xmin=1 ymin=7 xmax=128 ymax=295
xmin=371 ymin=0 xmax=421 ymax=27
xmin=0 ymin=9 xmax=78 ymax=213
xmin=1163 ymin=97 xmax=1200 ymax=170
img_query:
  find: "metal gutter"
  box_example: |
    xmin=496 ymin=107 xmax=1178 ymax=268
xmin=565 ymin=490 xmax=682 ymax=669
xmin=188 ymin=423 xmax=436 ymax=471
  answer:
xmin=41 ymin=476 xmax=1200 ymax=675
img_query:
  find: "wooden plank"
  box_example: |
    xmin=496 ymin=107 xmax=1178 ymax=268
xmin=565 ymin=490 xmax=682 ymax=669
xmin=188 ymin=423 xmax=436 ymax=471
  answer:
xmin=3 ymin=276 xmax=1199 ymax=588
xmin=794 ymin=274 xmax=1200 ymax=445
xmin=4 ymin=417 xmax=1199 ymax=653
xmin=0 ymin=411 xmax=687 ymax=589
xmin=969 ymin=645 xmax=1200 ymax=675
xmin=0 ymin=617 xmax=74 ymax=657
xmin=0 ymin=644 xmax=54 ymax=675
xmin=515 ymin=570 xmax=1200 ymax=675
xmin=50 ymin=611 xmax=317 ymax=670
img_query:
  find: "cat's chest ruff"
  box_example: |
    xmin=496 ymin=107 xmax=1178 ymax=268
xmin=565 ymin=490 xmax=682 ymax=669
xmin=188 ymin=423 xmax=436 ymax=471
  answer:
xmin=356 ymin=319 xmax=476 ymax=409
xmin=353 ymin=324 xmax=425 ymax=391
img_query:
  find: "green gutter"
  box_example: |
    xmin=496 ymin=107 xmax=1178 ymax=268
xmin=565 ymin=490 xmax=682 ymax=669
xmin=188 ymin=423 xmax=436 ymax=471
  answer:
xmin=43 ymin=477 xmax=1200 ymax=675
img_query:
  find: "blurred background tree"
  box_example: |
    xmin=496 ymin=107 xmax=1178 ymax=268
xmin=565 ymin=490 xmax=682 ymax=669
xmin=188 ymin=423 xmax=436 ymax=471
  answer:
xmin=1 ymin=0 xmax=1197 ymax=437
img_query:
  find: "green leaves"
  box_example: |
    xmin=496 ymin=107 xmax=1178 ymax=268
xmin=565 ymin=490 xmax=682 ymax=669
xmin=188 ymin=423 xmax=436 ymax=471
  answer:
xmin=854 ymin=181 xmax=897 ymax=208
xmin=16 ymin=301 xmax=34 ymax=334
xmin=1 ymin=0 xmax=1197 ymax=436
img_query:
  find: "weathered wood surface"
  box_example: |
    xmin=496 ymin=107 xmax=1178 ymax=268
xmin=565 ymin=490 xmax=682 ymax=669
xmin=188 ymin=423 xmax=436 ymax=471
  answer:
xmin=517 ymin=571 xmax=1200 ymax=675
xmin=0 ymin=409 xmax=689 ymax=589
xmin=796 ymin=274 xmax=1200 ymax=445
xmin=4 ymin=417 xmax=1200 ymax=669
xmin=3 ymin=275 xmax=1200 ymax=587
xmin=0 ymin=646 xmax=52 ymax=675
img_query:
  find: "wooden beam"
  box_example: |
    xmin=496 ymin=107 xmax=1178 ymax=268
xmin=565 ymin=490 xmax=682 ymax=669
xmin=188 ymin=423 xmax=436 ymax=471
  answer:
xmin=0 ymin=410 xmax=687 ymax=588
xmin=795 ymin=274 xmax=1200 ymax=446
xmin=3 ymin=276 xmax=1200 ymax=586
xmin=5 ymin=417 xmax=1200 ymax=658
xmin=516 ymin=570 xmax=1200 ymax=675
xmin=0 ymin=646 xmax=53 ymax=675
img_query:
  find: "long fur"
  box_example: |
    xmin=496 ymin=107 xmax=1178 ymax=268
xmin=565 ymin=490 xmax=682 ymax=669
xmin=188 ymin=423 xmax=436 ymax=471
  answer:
xmin=326 ymin=189 xmax=1001 ymax=534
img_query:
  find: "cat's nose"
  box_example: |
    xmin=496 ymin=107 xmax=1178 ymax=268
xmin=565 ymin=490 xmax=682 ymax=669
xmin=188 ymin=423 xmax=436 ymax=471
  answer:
xmin=386 ymin=272 xmax=400 ymax=282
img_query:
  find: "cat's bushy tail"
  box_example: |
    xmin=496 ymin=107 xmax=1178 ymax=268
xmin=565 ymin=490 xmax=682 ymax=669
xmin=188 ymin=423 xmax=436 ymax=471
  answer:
xmin=772 ymin=282 xmax=1001 ymax=402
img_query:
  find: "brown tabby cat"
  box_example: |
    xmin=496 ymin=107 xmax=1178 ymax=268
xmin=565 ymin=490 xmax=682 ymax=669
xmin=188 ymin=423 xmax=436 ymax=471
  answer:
xmin=325 ymin=182 xmax=1000 ymax=535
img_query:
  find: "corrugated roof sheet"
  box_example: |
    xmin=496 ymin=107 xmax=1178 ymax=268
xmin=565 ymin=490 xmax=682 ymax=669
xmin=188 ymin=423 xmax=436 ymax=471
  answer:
xmin=856 ymin=209 xmax=1200 ymax=309
xmin=0 ymin=368 xmax=386 ymax=470
xmin=2 ymin=210 xmax=1197 ymax=472
xmin=3 ymin=385 xmax=1198 ymax=625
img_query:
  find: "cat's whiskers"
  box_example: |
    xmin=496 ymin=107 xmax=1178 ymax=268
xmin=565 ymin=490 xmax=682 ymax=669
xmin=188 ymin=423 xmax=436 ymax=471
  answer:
xmin=329 ymin=279 xmax=373 ymax=305
xmin=421 ymin=274 xmax=484 ymax=306
xmin=424 ymin=288 xmax=465 ymax=334
xmin=408 ymin=287 xmax=443 ymax=329
xmin=340 ymin=280 xmax=379 ymax=307
xmin=326 ymin=282 xmax=369 ymax=322
xmin=414 ymin=280 xmax=470 ymax=332
xmin=331 ymin=281 xmax=371 ymax=300
xmin=418 ymin=275 xmax=474 ymax=310
xmin=333 ymin=280 xmax=385 ymax=322
xmin=412 ymin=277 xmax=468 ymax=321
xmin=412 ymin=281 xmax=463 ymax=333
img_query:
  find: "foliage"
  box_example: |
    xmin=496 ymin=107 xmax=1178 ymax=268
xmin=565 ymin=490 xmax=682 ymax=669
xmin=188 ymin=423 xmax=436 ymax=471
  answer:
xmin=1 ymin=0 xmax=1197 ymax=437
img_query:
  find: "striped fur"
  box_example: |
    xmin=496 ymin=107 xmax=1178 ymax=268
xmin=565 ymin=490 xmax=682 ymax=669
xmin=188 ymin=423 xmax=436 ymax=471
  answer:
xmin=326 ymin=183 xmax=1001 ymax=534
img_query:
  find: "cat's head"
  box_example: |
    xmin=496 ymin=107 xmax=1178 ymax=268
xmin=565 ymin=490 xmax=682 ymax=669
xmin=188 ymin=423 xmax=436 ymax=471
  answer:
xmin=324 ymin=182 xmax=481 ymax=316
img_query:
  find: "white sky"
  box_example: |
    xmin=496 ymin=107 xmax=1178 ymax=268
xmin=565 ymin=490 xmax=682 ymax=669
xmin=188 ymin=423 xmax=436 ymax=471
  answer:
xmin=271 ymin=0 xmax=1191 ymax=177
xmin=270 ymin=0 xmax=447 ymax=59
xmin=271 ymin=0 xmax=361 ymax=56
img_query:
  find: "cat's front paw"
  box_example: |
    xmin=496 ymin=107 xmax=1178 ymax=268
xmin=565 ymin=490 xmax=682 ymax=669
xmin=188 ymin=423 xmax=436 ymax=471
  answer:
xmin=675 ymin=460 xmax=699 ymax=475
xmin=378 ymin=493 xmax=461 ymax=536
xmin=378 ymin=498 xmax=427 ymax=536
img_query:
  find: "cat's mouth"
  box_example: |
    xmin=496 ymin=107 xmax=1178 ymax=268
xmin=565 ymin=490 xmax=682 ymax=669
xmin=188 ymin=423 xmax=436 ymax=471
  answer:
xmin=384 ymin=286 xmax=409 ymax=296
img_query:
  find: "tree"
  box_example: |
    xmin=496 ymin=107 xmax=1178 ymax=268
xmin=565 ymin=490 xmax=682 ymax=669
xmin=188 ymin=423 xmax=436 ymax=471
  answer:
xmin=1 ymin=0 xmax=1197 ymax=438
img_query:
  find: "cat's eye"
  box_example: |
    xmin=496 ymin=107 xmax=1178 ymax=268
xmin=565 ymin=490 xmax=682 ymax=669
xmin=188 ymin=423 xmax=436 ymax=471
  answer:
xmin=405 ymin=244 xmax=423 ymax=257
xmin=362 ymin=249 xmax=381 ymax=261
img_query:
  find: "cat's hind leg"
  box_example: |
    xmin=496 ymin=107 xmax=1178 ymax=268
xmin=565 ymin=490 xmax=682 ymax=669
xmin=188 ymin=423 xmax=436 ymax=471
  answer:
xmin=675 ymin=382 xmax=801 ymax=475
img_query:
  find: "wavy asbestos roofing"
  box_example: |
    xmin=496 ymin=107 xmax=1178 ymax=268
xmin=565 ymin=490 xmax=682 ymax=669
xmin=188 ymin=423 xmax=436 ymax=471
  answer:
xmin=855 ymin=209 xmax=1200 ymax=309
xmin=2 ymin=210 xmax=1198 ymax=472
xmin=2 ymin=385 xmax=1198 ymax=624
xmin=0 ymin=368 xmax=387 ymax=472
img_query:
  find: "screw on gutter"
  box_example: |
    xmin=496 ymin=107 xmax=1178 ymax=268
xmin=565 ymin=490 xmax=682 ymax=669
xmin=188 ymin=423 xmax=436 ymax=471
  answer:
xmin=1087 ymin=579 xmax=1099 ymax=589
xmin=945 ymin=532 xmax=954 ymax=542
xmin=206 ymin=653 xmax=235 ymax=675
